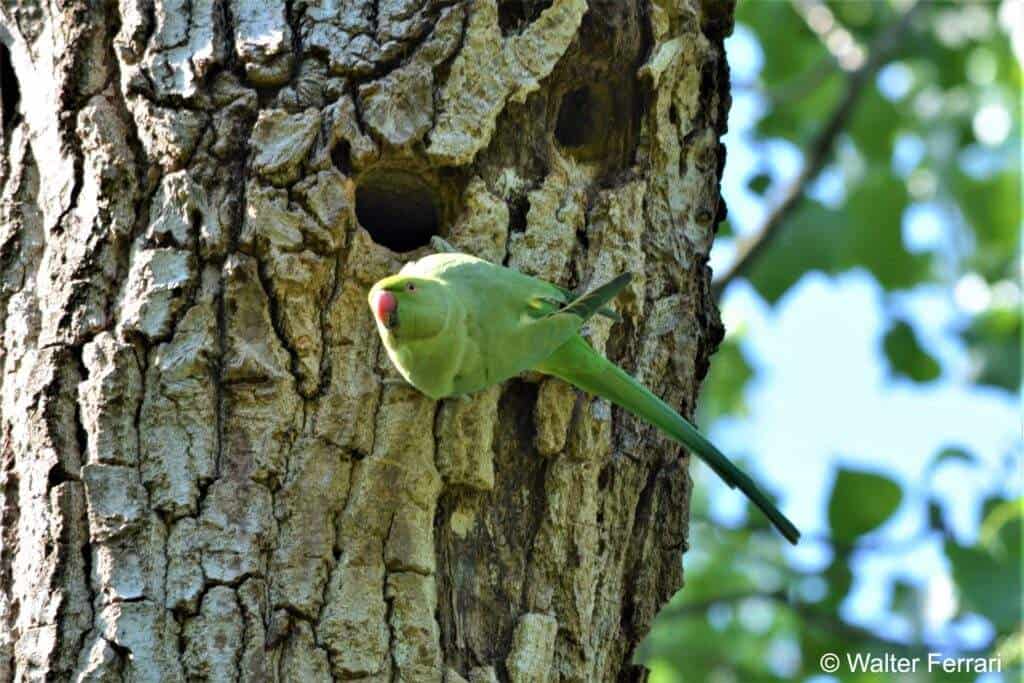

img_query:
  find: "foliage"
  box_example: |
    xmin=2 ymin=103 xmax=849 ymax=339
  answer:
xmin=827 ymin=468 xmax=903 ymax=542
xmin=640 ymin=1 xmax=1021 ymax=681
xmin=696 ymin=336 xmax=755 ymax=425
xmin=883 ymin=319 xmax=942 ymax=382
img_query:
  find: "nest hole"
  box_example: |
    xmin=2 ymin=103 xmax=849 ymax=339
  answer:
xmin=508 ymin=195 xmax=530 ymax=233
xmin=1 ymin=42 xmax=20 ymax=133
xmin=555 ymin=88 xmax=593 ymax=148
xmin=331 ymin=140 xmax=352 ymax=176
xmin=555 ymin=85 xmax=612 ymax=157
xmin=356 ymin=170 xmax=439 ymax=253
xmin=498 ymin=0 xmax=554 ymax=35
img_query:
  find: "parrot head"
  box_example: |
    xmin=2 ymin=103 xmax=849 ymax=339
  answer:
xmin=368 ymin=275 xmax=450 ymax=341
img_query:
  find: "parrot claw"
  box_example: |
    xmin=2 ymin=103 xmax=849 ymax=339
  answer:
xmin=430 ymin=236 xmax=459 ymax=254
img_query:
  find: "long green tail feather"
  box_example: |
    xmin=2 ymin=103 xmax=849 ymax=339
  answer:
xmin=539 ymin=336 xmax=801 ymax=545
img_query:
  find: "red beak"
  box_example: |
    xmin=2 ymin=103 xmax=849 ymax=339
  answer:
xmin=372 ymin=290 xmax=397 ymax=327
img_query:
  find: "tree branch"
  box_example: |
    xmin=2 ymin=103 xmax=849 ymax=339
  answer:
xmin=711 ymin=0 xmax=924 ymax=299
xmin=732 ymin=53 xmax=836 ymax=104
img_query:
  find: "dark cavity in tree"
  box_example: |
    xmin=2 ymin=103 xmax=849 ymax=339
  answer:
xmin=356 ymin=169 xmax=439 ymax=253
xmin=508 ymin=195 xmax=530 ymax=233
xmin=498 ymin=0 xmax=554 ymax=35
xmin=1 ymin=42 xmax=20 ymax=133
xmin=331 ymin=140 xmax=352 ymax=176
xmin=556 ymin=88 xmax=593 ymax=148
xmin=555 ymin=86 xmax=611 ymax=154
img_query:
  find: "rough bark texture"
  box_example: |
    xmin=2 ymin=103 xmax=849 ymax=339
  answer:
xmin=0 ymin=0 xmax=732 ymax=680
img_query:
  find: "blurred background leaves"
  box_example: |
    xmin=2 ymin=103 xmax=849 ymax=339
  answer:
xmin=638 ymin=0 xmax=1021 ymax=681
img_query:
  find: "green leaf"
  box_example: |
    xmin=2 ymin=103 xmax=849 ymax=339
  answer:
xmin=962 ymin=305 xmax=1021 ymax=392
xmin=821 ymin=559 xmax=853 ymax=612
xmin=757 ymin=73 xmax=845 ymax=143
xmin=745 ymin=173 xmax=930 ymax=302
xmin=849 ymin=86 xmax=910 ymax=160
xmin=747 ymin=172 xmax=772 ymax=195
xmin=738 ymin=2 xmax=846 ymax=145
xmin=842 ymin=171 xmax=930 ymax=288
xmin=946 ymin=499 xmax=1022 ymax=630
xmin=889 ymin=579 xmax=918 ymax=616
xmin=927 ymin=498 xmax=946 ymax=533
xmin=979 ymin=497 xmax=1024 ymax=555
xmin=882 ymin=319 xmax=941 ymax=382
xmin=828 ymin=468 xmax=903 ymax=542
xmin=952 ymin=168 xmax=1022 ymax=282
xmin=827 ymin=0 xmax=878 ymax=29
xmin=744 ymin=201 xmax=844 ymax=302
xmin=737 ymin=4 xmax=820 ymax=88
xmin=928 ymin=446 xmax=977 ymax=472
xmin=698 ymin=337 xmax=755 ymax=425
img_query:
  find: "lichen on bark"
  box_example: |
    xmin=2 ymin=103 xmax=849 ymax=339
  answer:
xmin=0 ymin=0 xmax=732 ymax=680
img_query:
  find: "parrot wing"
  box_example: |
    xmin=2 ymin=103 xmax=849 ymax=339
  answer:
xmin=439 ymin=263 xmax=633 ymax=393
xmin=475 ymin=271 xmax=633 ymax=387
xmin=544 ymin=273 xmax=632 ymax=323
xmin=544 ymin=285 xmax=624 ymax=323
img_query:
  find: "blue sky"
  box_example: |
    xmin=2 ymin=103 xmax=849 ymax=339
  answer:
xmin=696 ymin=23 xmax=1021 ymax=659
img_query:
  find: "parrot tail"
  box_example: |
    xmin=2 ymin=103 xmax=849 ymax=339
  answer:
xmin=538 ymin=336 xmax=801 ymax=545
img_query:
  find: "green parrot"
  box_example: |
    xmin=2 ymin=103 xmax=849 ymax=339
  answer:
xmin=367 ymin=247 xmax=800 ymax=544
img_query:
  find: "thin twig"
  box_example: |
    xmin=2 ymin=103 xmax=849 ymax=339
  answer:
xmin=767 ymin=52 xmax=838 ymax=105
xmin=711 ymin=0 xmax=924 ymax=299
xmin=731 ymin=53 xmax=837 ymax=104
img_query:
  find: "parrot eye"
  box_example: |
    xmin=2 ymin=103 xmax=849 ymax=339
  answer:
xmin=406 ymin=283 xmax=416 ymax=292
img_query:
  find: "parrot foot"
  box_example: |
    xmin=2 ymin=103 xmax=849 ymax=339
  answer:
xmin=430 ymin=236 xmax=458 ymax=253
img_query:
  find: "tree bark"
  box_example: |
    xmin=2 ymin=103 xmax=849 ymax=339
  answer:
xmin=0 ymin=0 xmax=732 ymax=680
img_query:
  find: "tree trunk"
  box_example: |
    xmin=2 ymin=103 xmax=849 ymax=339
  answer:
xmin=0 ymin=0 xmax=731 ymax=680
